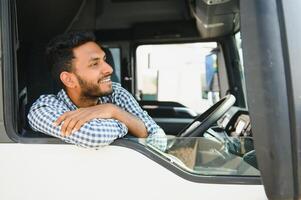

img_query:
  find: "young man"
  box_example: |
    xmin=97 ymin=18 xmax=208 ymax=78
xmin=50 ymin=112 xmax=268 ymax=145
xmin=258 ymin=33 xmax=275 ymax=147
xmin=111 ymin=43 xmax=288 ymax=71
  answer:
xmin=28 ymin=31 xmax=165 ymax=149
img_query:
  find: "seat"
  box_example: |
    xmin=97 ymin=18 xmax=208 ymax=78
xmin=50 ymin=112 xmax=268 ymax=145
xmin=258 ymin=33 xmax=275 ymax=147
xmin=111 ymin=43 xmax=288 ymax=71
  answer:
xmin=102 ymin=47 xmax=120 ymax=83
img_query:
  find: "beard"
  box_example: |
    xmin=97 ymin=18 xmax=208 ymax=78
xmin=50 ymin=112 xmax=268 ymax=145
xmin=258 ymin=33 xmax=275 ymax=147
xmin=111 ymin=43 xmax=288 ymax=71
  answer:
xmin=75 ymin=73 xmax=113 ymax=99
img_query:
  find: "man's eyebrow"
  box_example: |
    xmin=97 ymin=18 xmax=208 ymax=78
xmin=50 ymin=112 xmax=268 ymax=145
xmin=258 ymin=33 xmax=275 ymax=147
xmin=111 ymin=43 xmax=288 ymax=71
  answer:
xmin=89 ymin=54 xmax=106 ymax=62
xmin=88 ymin=57 xmax=100 ymax=62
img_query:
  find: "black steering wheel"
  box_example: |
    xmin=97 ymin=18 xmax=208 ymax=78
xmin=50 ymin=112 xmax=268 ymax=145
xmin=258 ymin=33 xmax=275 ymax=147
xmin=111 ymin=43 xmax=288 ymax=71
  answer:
xmin=178 ymin=94 xmax=236 ymax=137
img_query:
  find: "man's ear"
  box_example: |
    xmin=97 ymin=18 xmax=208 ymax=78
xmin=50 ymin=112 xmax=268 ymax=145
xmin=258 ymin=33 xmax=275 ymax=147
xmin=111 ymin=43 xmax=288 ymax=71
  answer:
xmin=60 ymin=71 xmax=76 ymax=88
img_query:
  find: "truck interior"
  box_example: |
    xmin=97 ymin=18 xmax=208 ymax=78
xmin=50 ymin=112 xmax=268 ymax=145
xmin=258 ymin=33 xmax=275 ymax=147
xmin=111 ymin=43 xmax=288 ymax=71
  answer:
xmin=13 ymin=0 xmax=246 ymax=137
xmin=9 ymin=0 xmax=258 ymax=170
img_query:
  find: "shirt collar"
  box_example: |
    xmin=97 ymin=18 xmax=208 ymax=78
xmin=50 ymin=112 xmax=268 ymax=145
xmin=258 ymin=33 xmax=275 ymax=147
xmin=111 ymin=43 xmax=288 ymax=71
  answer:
xmin=57 ymin=89 xmax=107 ymax=110
xmin=57 ymin=89 xmax=78 ymax=110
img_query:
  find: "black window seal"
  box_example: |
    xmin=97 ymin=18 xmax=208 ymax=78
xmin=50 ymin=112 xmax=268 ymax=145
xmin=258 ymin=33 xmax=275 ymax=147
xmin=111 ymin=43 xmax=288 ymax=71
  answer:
xmin=112 ymin=139 xmax=262 ymax=185
xmin=1 ymin=0 xmax=20 ymax=142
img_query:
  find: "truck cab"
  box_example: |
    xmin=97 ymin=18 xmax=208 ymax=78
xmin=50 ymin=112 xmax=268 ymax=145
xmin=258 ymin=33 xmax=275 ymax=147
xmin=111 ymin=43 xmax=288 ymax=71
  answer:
xmin=0 ymin=0 xmax=300 ymax=199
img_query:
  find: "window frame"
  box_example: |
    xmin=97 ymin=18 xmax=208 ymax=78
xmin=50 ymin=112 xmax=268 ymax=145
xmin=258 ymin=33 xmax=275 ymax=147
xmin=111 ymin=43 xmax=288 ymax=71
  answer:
xmin=112 ymin=139 xmax=262 ymax=185
xmin=1 ymin=0 xmax=24 ymax=142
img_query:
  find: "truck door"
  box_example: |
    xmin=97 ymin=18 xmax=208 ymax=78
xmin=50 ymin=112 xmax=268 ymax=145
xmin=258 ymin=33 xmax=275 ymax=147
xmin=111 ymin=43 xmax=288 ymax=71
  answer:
xmin=241 ymin=0 xmax=301 ymax=199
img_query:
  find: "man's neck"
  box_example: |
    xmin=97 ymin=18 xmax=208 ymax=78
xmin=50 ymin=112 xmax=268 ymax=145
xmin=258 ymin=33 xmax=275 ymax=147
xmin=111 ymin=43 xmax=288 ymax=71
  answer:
xmin=66 ymin=89 xmax=98 ymax=108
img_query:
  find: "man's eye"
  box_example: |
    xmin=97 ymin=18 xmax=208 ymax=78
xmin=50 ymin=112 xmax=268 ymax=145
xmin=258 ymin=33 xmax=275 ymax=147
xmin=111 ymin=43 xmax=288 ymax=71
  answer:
xmin=92 ymin=62 xmax=98 ymax=66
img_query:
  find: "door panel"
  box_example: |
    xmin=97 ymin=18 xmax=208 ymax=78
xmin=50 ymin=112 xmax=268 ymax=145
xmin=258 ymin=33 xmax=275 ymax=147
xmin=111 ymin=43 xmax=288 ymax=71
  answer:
xmin=0 ymin=143 xmax=267 ymax=200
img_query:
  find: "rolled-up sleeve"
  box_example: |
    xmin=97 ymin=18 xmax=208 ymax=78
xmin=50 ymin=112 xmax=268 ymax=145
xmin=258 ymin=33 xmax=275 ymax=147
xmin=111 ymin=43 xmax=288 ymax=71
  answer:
xmin=112 ymin=84 xmax=164 ymax=136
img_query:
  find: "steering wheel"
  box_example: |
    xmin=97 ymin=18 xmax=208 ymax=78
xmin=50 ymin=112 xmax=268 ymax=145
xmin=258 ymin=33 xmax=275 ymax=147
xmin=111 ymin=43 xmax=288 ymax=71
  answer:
xmin=178 ymin=94 xmax=236 ymax=137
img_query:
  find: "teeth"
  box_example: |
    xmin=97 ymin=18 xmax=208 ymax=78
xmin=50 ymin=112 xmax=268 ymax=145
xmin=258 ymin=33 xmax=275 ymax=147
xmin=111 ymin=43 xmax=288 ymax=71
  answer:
xmin=100 ymin=77 xmax=111 ymax=84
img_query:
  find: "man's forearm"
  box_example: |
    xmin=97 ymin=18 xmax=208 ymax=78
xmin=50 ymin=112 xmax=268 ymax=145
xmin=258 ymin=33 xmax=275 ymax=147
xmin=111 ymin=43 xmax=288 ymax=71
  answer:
xmin=53 ymin=103 xmax=148 ymax=138
xmin=112 ymin=107 xmax=148 ymax=138
xmin=28 ymin=105 xmax=128 ymax=148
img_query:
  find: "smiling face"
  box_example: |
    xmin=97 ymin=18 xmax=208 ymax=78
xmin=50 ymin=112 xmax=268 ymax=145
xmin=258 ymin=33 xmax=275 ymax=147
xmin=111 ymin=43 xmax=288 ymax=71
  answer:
xmin=71 ymin=41 xmax=113 ymax=98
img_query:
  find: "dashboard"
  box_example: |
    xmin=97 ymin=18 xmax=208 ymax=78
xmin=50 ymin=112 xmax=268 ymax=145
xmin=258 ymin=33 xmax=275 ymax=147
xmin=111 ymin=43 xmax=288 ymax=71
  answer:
xmin=218 ymin=107 xmax=252 ymax=137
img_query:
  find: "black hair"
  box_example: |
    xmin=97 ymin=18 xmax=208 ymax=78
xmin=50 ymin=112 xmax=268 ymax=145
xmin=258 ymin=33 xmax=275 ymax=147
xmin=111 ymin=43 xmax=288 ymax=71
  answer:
xmin=45 ymin=31 xmax=96 ymax=87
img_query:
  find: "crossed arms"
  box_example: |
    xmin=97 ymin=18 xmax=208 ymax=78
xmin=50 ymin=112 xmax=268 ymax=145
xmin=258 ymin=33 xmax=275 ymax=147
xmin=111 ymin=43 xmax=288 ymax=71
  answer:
xmin=54 ymin=103 xmax=148 ymax=138
xmin=28 ymin=85 xmax=162 ymax=148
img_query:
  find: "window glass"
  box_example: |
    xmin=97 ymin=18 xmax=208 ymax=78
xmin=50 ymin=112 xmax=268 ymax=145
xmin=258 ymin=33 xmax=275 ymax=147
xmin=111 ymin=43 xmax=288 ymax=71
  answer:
xmin=136 ymin=43 xmax=224 ymax=114
xmin=127 ymin=135 xmax=259 ymax=176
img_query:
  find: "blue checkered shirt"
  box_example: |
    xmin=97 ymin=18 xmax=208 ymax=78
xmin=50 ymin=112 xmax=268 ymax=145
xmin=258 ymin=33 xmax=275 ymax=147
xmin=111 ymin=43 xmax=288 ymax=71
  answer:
xmin=28 ymin=82 xmax=166 ymax=149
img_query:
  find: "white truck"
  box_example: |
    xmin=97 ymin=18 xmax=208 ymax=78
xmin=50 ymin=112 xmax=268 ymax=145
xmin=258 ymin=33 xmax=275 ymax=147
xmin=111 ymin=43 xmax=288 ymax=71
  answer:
xmin=0 ymin=0 xmax=300 ymax=199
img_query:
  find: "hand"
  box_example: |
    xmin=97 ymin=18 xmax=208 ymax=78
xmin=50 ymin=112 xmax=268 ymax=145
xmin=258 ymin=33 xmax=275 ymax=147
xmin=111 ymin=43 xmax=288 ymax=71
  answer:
xmin=54 ymin=104 xmax=117 ymax=136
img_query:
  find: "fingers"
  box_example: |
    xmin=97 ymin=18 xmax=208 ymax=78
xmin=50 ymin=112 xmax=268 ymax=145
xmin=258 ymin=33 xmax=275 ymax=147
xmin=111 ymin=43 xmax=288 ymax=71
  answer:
xmin=71 ymin=119 xmax=86 ymax=134
xmin=54 ymin=109 xmax=94 ymax=136
xmin=61 ymin=115 xmax=82 ymax=136
xmin=69 ymin=110 xmax=96 ymax=134
xmin=60 ymin=117 xmax=73 ymax=136
xmin=64 ymin=118 xmax=85 ymax=136
xmin=53 ymin=111 xmax=77 ymax=136
xmin=54 ymin=112 xmax=69 ymax=126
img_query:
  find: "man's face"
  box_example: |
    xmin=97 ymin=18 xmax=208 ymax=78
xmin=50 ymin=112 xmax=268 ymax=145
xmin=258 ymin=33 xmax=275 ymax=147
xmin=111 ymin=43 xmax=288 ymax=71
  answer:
xmin=72 ymin=41 xmax=113 ymax=98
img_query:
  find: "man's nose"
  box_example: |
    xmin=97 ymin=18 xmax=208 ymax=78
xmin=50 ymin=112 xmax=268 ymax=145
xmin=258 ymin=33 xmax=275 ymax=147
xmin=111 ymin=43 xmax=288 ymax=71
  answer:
xmin=102 ymin=61 xmax=113 ymax=75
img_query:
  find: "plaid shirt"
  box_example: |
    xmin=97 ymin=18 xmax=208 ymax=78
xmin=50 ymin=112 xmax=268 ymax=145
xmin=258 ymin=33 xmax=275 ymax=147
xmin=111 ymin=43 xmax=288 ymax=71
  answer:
xmin=28 ymin=82 xmax=166 ymax=149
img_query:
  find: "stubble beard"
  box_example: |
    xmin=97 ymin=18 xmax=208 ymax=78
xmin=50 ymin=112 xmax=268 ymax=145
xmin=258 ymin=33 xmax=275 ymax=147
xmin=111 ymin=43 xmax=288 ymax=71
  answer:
xmin=76 ymin=74 xmax=113 ymax=100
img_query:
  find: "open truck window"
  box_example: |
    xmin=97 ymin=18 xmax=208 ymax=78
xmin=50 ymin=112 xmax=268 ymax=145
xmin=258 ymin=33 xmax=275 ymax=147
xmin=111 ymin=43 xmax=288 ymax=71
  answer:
xmin=3 ymin=0 xmax=300 ymax=199
xmin=3 ymin=0 xmax=258 ymax=180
